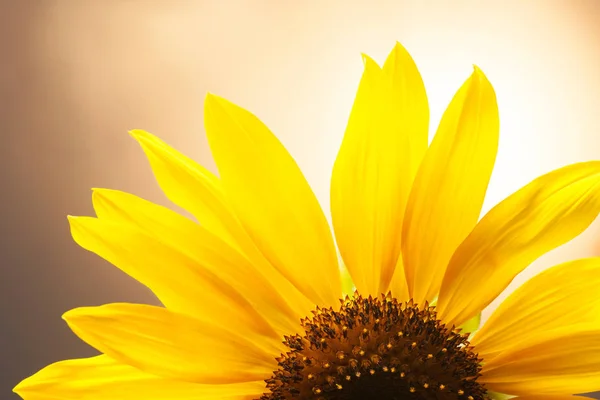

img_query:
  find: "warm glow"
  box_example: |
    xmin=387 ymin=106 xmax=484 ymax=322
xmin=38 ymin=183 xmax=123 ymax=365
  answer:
xmin=25 ymin=1 xmax=600 ymax=328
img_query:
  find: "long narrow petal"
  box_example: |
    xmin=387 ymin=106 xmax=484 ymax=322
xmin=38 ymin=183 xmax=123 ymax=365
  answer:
xmin=331 ymin=44 xmax=428 ymax=297
xmin=480 ymin=325 xmax=600 ymax=395
xmin=437 ymin=161 xmax=600 ymax=327
xmin=472 ymin=258 xmax=600 ymax=360
xmin=132 ymin=131 xmax=314 ymax=320
xmin=91 ymin=189 xmax=310 ymax=335
xmin=68 ymin=216 xmax=281 ymax=340
xmin=63 ymin=304 xmax=279 ymax=384
xmin=204 ymin=94 xmax=340 ymax=306
xmin=130 ymin=129 xmax=238 ymax=244
xmin=382 ymin=42 xmax=429 ymax=181
xmin=387 ymin=262 xmax=410 ymax=301
xmin=13 ymin=355 xmax=265 ymax=400
xmin=132 ymin=130 xmax=309 ymax=304
xmin=401 ymin=66 xmax=499 ymax=305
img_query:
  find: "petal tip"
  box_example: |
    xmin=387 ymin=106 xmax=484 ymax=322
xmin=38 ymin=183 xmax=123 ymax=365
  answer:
xmin=204 ymin=92 xmax=229 ymax=108
xmin=66 ymin=215 xmax=80 ymax=234
xmin=66 ymin=216 xmax=96 ymax=244
xmin=12 ymin=380 xmax=28 ymax=397
xmin=360 ymin=53 xmax=378 ymax=68
xmin=204 ymin=91 xmax=216 ymax=102
xmin=465 ymin=65 xmax=495 ymax=97
xmin=61 ymin=308 xmax=76 ymax=323
xmin=128 ymin=129 xmax=154 ymax=144
xmin=90 ymin=188 xmax=108 ymax=208
xmin=391 ymin=41 xmax=409 ymax=55
xmin=204 ymin=92 xmax=236 ymax=119
xmin=361 ymin=53 xmax=381 ymax=71
xmin=67 ymin=215 xmax=90 ymax=229
xmin=470 ymin=65 xmax=489 ymax=82
xmin=360 ymin=52 xmax=368 ymax=65
xmin=61 ymin=306 xmax=93 ymax=325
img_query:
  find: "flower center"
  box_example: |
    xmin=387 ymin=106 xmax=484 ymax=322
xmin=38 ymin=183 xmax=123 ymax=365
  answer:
xmin=258 ymin=293 xmax=487 ymax=400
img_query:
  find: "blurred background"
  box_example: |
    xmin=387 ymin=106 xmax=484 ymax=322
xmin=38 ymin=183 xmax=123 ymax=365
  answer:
xmin=2 ymin=0 xmax=600 ymax=398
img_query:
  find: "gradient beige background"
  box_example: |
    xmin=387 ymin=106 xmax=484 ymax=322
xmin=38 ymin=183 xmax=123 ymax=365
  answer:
xmin=2 ymin=1 xmax=600 ymax=398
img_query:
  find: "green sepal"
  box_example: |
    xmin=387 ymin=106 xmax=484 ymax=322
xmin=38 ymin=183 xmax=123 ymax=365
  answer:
xmin=458 ymin=312 xmax=481 ymax=335
xmin=429 ymin=297 xmax=438 ymax=307
xmin=340 ymin=264 xmax=355 ymax=297
xmin=487 ymin=391 xmax=515 ymax=400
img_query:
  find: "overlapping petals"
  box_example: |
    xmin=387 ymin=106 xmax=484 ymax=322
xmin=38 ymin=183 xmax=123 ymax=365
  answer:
xmin=331 ymin=43 xmax=428 ymax=298
xmin=204 ymin=95 xmax=341 ymax=307
xmin=63 ymin=303 xmax=281 ymax=384
xmin=437 ymin=161 xmax=600 ymax=327
xmin=89 ymin=188 xmax=310 ymax=335
xmin=472 ymin=258 xmax=600 ymax=360
xmin=14 ymin=355 xmax=265 ymax=400
xmin=15 ymin=43 xmax=600 ymax=400
xmin=130 ymin=131 xmax=314 ymax=319
xmin=401 ymin=66 xmax=499 ymax=306
xmin=480 ymin=325 xmax=600 ymax=395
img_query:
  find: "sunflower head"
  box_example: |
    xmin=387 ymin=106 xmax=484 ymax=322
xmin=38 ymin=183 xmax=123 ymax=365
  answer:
xmin=263 ymin=293 xmax=485 ymax=400
xmin=13 ymin=42 xmax=600 ymax=400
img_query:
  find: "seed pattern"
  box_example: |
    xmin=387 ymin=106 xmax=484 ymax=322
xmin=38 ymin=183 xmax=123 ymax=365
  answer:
xmin=258 ymin=292 xmax=487 ymax=400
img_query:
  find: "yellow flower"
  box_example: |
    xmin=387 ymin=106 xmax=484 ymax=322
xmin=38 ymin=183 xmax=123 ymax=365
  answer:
xmin=14 ymin=42 xmax=600 ymax=400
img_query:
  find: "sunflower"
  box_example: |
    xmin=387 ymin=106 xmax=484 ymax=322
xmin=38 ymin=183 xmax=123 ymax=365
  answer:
xmin=14 ymin=42 xmax=600 ymax=400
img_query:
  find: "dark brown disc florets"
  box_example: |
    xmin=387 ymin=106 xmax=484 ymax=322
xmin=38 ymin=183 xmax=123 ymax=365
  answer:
xmin=258 ymin=292 xmax=487 ymax=400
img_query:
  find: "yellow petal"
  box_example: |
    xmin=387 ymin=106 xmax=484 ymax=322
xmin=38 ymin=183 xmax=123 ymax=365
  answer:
xmin=130 ymin=129 xmax=238 ymax=245
xmin=480 ymin=324 xmax=600 ymax=395
xmin=387 ymin=260 xmax=410 ymax=301
xmin=204 ymin=94 xmax=340 ymax=306
xmin=68 ymin=216 xmax=280 ymax=340
xmin=130 ymin=131 xmax=313 ymax=317
xmin=63 ymin=303 xmax=280 ymax=384
xmin=401 ymin=66 xmax=499 ymax=305
xmin=14 ymin=355 xmax=265 ymax=400
xmin=437 ymin=161 xmax=600 ymax=327
xmin=331 ymin=44 xmax=428 ymax=296
xmin=382 ymin=42 xmax=429 ymax=180
xmin=91 ymin=189 xmax=309 ymax=335
xmin=472 ymin=258 xmax=600 ymax=360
